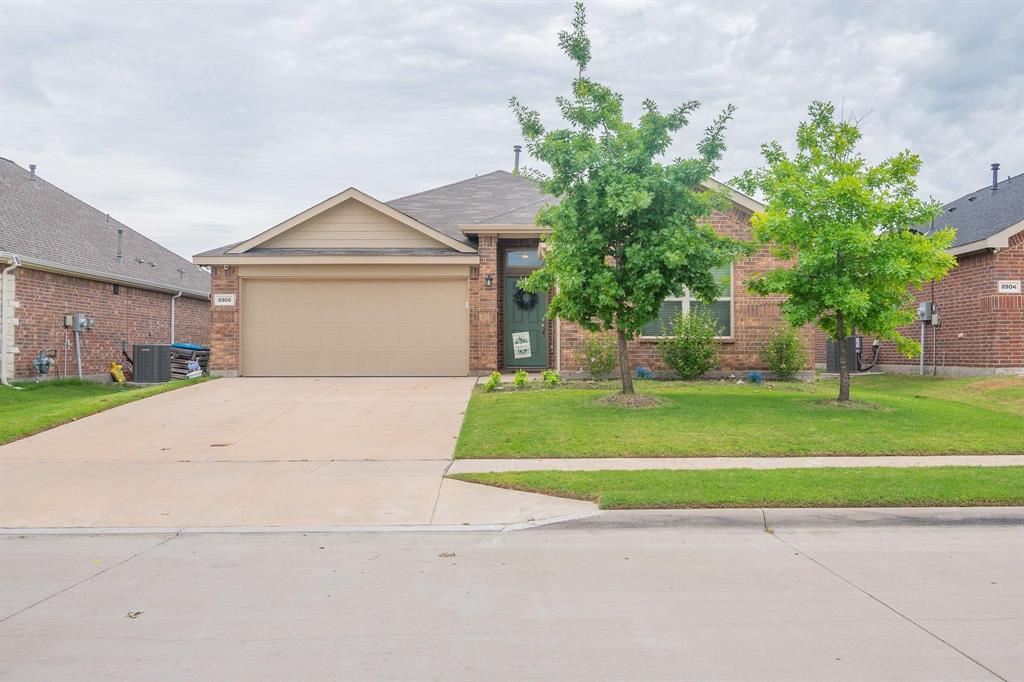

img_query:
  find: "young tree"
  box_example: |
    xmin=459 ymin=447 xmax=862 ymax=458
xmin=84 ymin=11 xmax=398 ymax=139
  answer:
xmin=512 ymin=2 xmax=752 ymax=395
xmin=734 ymin=101 xmax=956 ymax=401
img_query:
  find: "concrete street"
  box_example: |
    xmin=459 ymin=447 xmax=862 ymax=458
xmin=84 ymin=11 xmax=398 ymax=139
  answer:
xmin=2 ymin=515 xmax=1022 ymax=681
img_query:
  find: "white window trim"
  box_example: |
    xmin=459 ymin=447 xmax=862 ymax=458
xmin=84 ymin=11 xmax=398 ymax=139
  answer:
xmin=639 ymin=264 xmax=734 ymax=341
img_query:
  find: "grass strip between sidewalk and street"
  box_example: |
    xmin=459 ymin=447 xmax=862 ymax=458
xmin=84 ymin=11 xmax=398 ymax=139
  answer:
xmin=0 ymin=377 xmax=211 ymax=445
xmin=450 ymin=466 xmax=1024 ymax=509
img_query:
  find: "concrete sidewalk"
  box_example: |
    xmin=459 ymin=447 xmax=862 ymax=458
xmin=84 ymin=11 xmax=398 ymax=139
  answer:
xmin=449 ymin=454 xmax=1024 ymax=474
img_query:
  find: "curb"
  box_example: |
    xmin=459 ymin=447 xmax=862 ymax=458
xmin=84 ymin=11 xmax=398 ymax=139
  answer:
xmin=2 ymin=508 xmax=1019 ymax=536
xmin=530 ymin=507 xmax=1024 ymax=531
xmin=0 ymin=511 xmax=602 ymax=537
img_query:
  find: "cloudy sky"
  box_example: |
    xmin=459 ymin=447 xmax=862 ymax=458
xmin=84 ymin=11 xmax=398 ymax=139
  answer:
xmin=2 ymin=1 xmax=1021 ymax=259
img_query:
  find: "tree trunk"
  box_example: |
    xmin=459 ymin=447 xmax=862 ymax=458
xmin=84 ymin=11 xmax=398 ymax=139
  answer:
xmin=616 ymin=328 xmax=634 ymax=395
xmin=835 ymin=309 xmax=850 ymax=402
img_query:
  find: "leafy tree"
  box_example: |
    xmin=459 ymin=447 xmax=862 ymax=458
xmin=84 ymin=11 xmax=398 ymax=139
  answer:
xmin=734 ymin=101 xmax=955 ymax=401
xmin=512 ymin=2 xmax=752 ymax=394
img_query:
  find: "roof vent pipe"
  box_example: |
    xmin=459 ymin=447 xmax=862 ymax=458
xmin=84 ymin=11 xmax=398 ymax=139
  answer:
xmin=116 ymin=228 xmax=124 ymax=263
xmin=991 ymin=163 xmax=1000 ymax=190
xmin=28 ymin=164 xmax=36 ymax=179
xmin=513 ymin=145 xmax=522 ymax=175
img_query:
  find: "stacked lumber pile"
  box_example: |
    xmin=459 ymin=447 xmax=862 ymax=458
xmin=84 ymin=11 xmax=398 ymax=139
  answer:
xmin=170 ymin=345 xmax=210 ymax=380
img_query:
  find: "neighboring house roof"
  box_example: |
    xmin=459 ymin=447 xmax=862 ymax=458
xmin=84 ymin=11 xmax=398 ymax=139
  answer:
xmin=386 ymin=170 xmax=555 ymax=243
xmin=926 ymin=174 xmax=1023 ymax=253
xmin=0 ymin=158 xmax=210 ymax=298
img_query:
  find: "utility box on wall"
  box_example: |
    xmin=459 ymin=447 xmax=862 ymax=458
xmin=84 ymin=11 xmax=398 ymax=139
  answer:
xmin=132 ymin=344 xmax=171 ymax=383
xmin=825 ymin=336 xmax=862 ymax=372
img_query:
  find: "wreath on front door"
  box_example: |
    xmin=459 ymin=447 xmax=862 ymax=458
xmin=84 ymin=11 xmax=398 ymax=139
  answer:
xmin=513 ymin=287 xmax=539 ymax=312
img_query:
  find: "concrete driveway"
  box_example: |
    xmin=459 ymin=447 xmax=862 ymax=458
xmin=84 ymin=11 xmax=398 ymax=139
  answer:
xmin=0 ymin=378 xmax=593 ymax=528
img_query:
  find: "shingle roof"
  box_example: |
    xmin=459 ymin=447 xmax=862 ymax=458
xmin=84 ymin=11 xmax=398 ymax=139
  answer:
xmin=386 ymin=170 xmax=555 ymax=243
xmin=0 ymin=158 xmax=210 ymax=297
xmin=926 ymin=174 xmax=1024 ymax=248
xmin=195 ymin=170 xmax=757 ymax=260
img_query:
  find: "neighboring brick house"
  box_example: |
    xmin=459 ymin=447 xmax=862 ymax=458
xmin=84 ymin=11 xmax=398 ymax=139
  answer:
xmin=195 ymin=168 xmax=804 ymax=377
xmin=812 ymin=166 xmax=1023 ymax=376
xmin=0 ymin=158 xmax=210 ymax=382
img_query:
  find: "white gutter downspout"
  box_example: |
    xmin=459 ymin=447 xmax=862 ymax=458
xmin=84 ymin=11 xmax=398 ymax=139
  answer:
xmin=170 ymin=291 xmax=182 ymax=344
xmin=1 ymin=253 xmax=23 ymax=388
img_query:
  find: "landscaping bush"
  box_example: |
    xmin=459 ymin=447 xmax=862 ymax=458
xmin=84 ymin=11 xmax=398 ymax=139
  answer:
xmin=513 ymin=369 xmax=530 ymax=388
xmin=540 ymin=369 xmax=561 ymax=386
xmin=483 ymin=371 xmax=502 ymax=392
xmin=760 ymin=325 xmax=807 ymax=381
xmin=657 ymin=311 xmax=719 ymax=380
xmin=577 ymin=334 xmax=617 ymax=378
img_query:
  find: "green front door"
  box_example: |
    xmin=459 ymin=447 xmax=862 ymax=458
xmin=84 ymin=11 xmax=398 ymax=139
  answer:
xmin=504 ymin=277 xmax=548 ymax=367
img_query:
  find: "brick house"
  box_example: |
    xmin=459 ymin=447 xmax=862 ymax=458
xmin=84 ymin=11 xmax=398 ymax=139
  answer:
xmin=0 ymin=158 xmax=211 ymax=382
xmin=195 ymin=169 xmax=803 ymax=377
xmin=812 ymin=165 xmax=1023 ymax=376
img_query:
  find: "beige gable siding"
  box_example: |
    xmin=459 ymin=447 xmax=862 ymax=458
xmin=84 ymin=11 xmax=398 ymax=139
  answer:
xmin=262 ymin=198 xmax=441 ymax=249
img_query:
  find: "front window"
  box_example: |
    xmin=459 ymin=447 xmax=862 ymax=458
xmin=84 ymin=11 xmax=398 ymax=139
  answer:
xmin=641 ymin=264 xmax=733 ymax=338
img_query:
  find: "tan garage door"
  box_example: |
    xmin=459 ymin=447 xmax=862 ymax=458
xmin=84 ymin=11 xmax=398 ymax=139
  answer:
xmin=241 ymin=278 xmax=468 ymax=376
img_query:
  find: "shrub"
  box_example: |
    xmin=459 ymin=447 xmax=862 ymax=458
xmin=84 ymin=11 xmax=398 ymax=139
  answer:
xmin=483 ymin=371 xmax=502 ymax=392
xmin=657 ymin=311 xmax=719 ymax=380
xmin=540 ymin=369 xmax=561 ymax=386
xmin=577 ymin=334 xmax=617 ymax=378
xmin=760 ymin=325 xmax=807 ymax=381
xmin=513 ymin=369 xmax=530 ymax=388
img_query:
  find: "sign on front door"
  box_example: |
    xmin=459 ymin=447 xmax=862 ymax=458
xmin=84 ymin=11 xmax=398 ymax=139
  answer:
xmin=511 ymin=331 xmax=532 ymax=359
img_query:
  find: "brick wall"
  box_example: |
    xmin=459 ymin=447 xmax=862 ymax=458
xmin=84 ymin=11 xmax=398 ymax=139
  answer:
xmin=811 ymin=230 xmax=1024 ymax=373
xmin=469 ymin=236 xmax=498 ymax=371
xmin=11 ymin=267 xmax=210 ymax=380
xmin=554 ymin=207 xmax=810 ymax=374
xmin=209 ymin=266 xmax=240 ymax=374
xmin=201 ymin=205 xmax=815 ymax=378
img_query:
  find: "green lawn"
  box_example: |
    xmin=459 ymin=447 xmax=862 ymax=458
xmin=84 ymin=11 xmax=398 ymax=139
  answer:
xmin=452 ymin=466 xmax=1024 ymax=509
xmin=0 ymin=378 xmax=210 ymax=445
xmin=455 ymin=375 xmax=1024 ymax=458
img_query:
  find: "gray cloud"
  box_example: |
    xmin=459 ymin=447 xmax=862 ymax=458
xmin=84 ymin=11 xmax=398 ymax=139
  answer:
xmin=2 ymin=1 xmax=1021 ymax=258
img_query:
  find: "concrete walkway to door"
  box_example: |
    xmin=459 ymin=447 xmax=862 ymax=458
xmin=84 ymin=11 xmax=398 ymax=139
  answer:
xmin=0 ymin=378 xmax=594 ymax=529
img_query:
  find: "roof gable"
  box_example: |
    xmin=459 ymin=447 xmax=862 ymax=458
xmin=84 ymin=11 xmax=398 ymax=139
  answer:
xmin=228 ymin=188 xmax=476 ymax=255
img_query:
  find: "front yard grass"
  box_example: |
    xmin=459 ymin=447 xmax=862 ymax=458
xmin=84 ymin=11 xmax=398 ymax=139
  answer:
xmin=455 ymin=375 xmax=1024 ymax=458
xmin=0 ymin=378 xmax=210 ymax=445
xmin=451 ymin=466 xmax=1024 ymax=509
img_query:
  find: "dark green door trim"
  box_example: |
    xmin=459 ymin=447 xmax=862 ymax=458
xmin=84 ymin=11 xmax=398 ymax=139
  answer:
xmin=503 ymin=277 xmax=548 ymax=368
